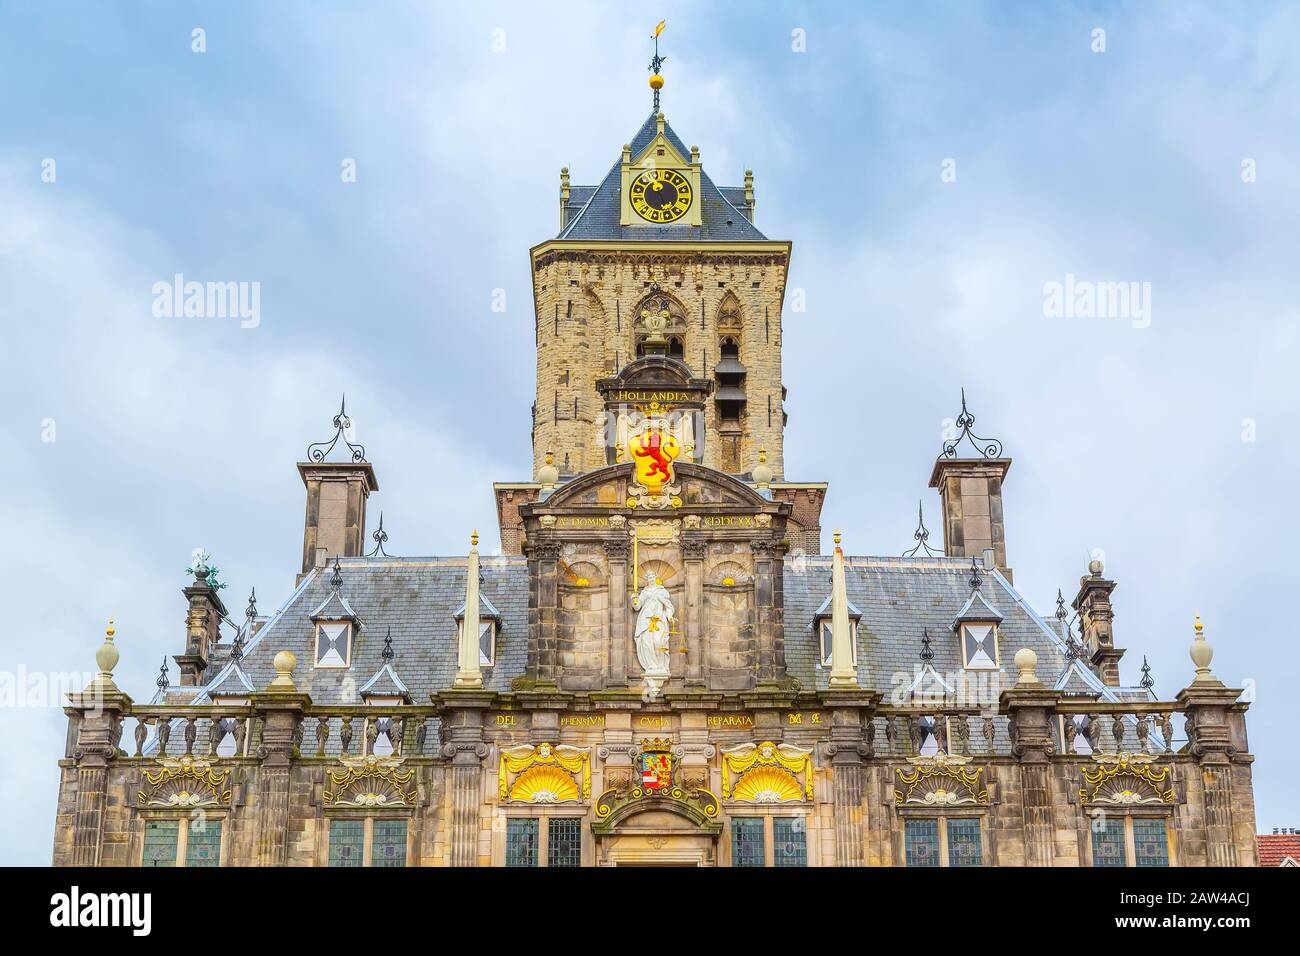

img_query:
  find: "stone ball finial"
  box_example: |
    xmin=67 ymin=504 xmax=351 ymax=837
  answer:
xmin=268 ymin=650 xmax=298 ymax=692
xmin=95 ymin=618 xmax=120 ymax=681
xmin=833 ymin=529 xmax=842 ymax=547
xmin=471 ymin=529 xmax=479 ymax=548
xmin=1190 ymin=613 xmax=1216 ymax=683
xmin=538 ymin=449 xmax=560 ymax=488
xmin=1014 ymin=647 xmax=1039 ymax=685
xmin=1088 ymin=557 xmax=1104 ymax=575
xmin=752 ymin=447 xmax=773 ymax=487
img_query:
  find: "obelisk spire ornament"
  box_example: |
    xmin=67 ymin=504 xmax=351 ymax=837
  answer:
xmin=648 ymin=19 xmax=666 ymax=111
xmin=454 ymin=531 xmax=484 ymax=688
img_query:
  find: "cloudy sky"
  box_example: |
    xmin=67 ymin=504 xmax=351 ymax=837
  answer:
xmin=1 ymin=1 xmax=1296 ymax=865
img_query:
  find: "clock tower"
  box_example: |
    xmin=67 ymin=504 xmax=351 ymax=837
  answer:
xmin=496 ymin=32 xmax=826 ymax=556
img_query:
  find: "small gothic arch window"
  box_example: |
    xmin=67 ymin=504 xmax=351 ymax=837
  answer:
xmin=719 ymin=336 xmax=740 ymax=360
xmin=717 ymin=291 xmax=743 ymax=331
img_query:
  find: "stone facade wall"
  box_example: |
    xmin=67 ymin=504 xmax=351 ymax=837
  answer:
xmin=531 ymin=249 xmax=789 ymax=481
xmin=54 ymin=696 xmax=1258 ymax=867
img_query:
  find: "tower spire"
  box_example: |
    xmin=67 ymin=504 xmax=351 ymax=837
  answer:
xmin=648 ymin=20 xmax=666 ymax=111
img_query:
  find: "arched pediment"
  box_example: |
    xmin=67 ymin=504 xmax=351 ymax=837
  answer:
xmin=533 ymin=462 xmax=781 ymax=513
xmin=616 ymin=356 xmax=696 ymax=388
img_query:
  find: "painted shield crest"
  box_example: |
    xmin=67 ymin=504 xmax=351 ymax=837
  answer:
xmin=639 ymin=744 xmax=673 ymax=791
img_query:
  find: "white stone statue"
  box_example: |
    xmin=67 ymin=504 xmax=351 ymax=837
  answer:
xmin=632 ymin=570 xmax=673 ymax=698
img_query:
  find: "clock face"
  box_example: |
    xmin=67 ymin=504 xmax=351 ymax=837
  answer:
xmin=629 ymin=168 xmax=693 ymax=224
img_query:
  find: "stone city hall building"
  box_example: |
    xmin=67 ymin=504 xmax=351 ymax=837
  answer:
xmin=54 ymin=59 xmax=1258 ymax=868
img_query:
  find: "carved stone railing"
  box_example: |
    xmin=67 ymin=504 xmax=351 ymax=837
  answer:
xmin=873 ymin=706 xmax=1001 ymax=757
xmin=97 ymin=704 xmax=444 ymax=762
xmin=1051 ymin=701 xmax=1186 ymax=757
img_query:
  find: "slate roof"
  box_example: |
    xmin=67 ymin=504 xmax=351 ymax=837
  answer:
xmin=557 ymin=113 xmax=768 ymax=242
xmin=182 ymin=552 xmax=1160 ymax=755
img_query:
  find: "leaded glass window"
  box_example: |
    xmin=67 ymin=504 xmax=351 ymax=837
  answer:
xmin=1133 ymin=819 xmax=1169 ymax=867
xmin=548 ymin=818 xmax=582 ymax=867
xmin=329 ymin=819 xmax=364 ymax=867
xmin=372 ymin=820 xmax=407 ymax=868
xmin=506 ymin=819 xmax=539 ymax=867
xmin=905 ymin=819 xmax=939 ymax=867
xmin=142 ymin=820 xmax=179 ymax=867
xmin=773 ymin=818 xmax=807 ymax=867
xmin=1091 ymin=817 xmax=1126 ymax=867
xmin=185 ymin=819 xmax=221 ymax=867
xmin=947 ymin=818 xmax=982 ymax=867
xmin=732 ymin=817 xmax=765 ymax=867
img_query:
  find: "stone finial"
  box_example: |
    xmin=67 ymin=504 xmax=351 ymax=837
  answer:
xmin=268 ymin=650 xmax=298 ymax=693
xmin=1014 ymin=647 xmax=1039 ymax=685
xmin=454 ymin=530 xmax=484 ymax=689
xmin=828 ymin=531 xmax=858 ymax=689
xmin=89 ymin=619 xmax=120 ymax=692
xmin=1088 ymin=557 xmax=1105 ymax=576
xmin=1190 ymin=613 xmax=1217 ymax=684
xmin=752 ymin=447 xmax=773 ymax=488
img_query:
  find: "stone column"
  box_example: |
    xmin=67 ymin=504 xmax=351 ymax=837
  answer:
xmin=251 ymin=651 xmax=311 ymax=866
xmin=66 ymin=621 xmax=132 ymax=867
xmin=527 ymin=540 xmax=562 ymax=687
xmin=822 ymin=692 xmax=873 ymax=867
xmin=1176 ymin=616 xmax=1249 ymax=866
xmin=604 ymin=537 xmax=629 ymax=686
xmin=682 ymin=537 xmax=707 ymax=686
xmin=440 ymin=691 xmax=494 ymax=867
xmin=1000 ymin=649 xmax=1060 ymax=867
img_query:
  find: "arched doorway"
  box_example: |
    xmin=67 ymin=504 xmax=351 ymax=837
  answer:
xmin=592 ymin=798 xmax=722 ymax=866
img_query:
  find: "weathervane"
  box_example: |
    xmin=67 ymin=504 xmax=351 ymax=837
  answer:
xmin=1140 ymin=655 xmax=1154 ymax=690
xmin=919 ymin=628 xmax=935 ymax=664
xmin=648 ymin=20 xmax=666 ymax=111
xmin=156 ymin=657 xmax=170 ymax=692
xmin=967 ymin=555 xmax=983 ymax=592
xmin=941 ymin=388 xmax=1004 ymax=459
xmin=903 ymin=500 xmax=943 ymax=557
xmin=306 ymin=394 xmax=367 ymax=464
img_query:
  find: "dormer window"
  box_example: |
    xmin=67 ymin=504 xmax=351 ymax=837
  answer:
xmin=456 ymin=595 xmax=501 ymax=668
xmin=950 ymin=565 xmax=1004 ymax=672
xmin=959 ymin=622 xmax=999 ymax=670
xmin=813 ymin=595 xmax=860 ymax=667
xmin=315 ymin=621 xmax=353 ymax=669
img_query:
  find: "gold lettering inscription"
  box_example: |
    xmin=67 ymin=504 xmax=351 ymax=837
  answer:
xmin=702 ymin=515 xmax=754 ymax=527
xmin=494 ymin=714 xmax=517 ymax=726
xmin=555 ymin=516 xmax=611 ymax=528
xmin=784 ymin=712 xmax=823 ymax=725
xmin=638 ymin=716 xmax=668 ymax=729
xmin=614 ymin=390 xmax=693 ymax=405
xmin=560 ymin=714 xmax=606 ymax=727
xmin=707 ymin=714 xmax=755 ymax=728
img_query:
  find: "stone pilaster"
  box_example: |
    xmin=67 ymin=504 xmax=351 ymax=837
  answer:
xmin=752 ymin=536 xmax=785 ymax=688
xmin=821 ymin=692 xmax=873 ymax=867
xmin=440 ymin=691 xmax=494 ymax=867
xmin=65 ymin=687 xmax=132 ymax=866
xmin=526 ymin=540 xmax=562 ymax=687
xmin=603 ymin=538 xmax=630 ymax=686
xmin=682 ymin=537 xmax=707 ymax=686
xmin=1178 ymin=683 xmax=1249 ymax=866
xmin=1000 ymin=649 xmax=1060 ymax=867
xmin=249 ymin=680 xmax=310 ymax=867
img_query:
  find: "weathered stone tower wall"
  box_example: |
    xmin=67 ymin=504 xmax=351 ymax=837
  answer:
xmin=530 ymin=245 xmax=790 ymax=481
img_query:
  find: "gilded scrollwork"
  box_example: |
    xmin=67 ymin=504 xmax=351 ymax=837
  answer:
xmin=894 ymin=764 xmax=989 ymax=807
xmin=323 ymin=754 xmax=417 ymax=808
xmin=1079 ymin=752 xmax=1173 ymax=806
xmin=137 ymin=755 xmax=232 ymax=808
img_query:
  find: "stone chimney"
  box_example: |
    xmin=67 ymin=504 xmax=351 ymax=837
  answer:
xmin=298 ymin=397 xmax=379 ymax=575
xmin=1072 ymin=558 xmax=1123 ymax=686
xmin=176 ymin=560 xmax=228 ymax=686
xmin=928 ymin=391 xmax=1011 ymax=572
